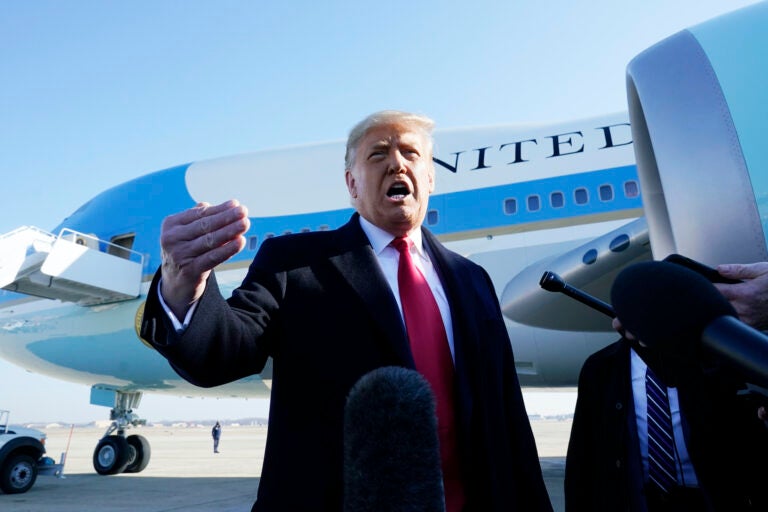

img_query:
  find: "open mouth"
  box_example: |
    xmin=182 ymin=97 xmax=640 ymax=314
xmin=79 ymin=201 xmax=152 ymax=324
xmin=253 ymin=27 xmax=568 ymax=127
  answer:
xmin=387 ymin=182 xmax=410 ymax=200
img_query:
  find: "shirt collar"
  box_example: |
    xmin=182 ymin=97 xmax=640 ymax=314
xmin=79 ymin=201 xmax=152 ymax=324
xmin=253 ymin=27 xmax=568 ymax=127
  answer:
xmin=358 ymin=216 xmax=424 ymax=257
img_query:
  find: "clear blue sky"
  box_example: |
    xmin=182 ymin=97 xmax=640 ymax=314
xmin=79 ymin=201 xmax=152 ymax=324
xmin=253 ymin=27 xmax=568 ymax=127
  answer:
xmin=0 ymin=0 xmax=762 ymax=424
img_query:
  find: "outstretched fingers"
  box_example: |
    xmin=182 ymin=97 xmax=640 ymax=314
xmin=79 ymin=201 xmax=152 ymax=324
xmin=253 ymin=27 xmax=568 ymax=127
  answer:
xmin=163 ymin=201 xmax=248 ymax=261
xmin=159 ymin=200 xmax=250 ymax=308
xmin=717 ymin=262 xmax=768 ymax=280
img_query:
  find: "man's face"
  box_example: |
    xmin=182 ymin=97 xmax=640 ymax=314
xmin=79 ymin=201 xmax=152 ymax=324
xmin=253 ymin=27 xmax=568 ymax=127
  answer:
xmin=345 ymin=123 xmax=434 ymax=236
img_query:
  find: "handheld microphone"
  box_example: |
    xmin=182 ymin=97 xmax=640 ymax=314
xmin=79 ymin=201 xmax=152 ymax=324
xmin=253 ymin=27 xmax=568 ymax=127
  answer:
xmin=539 ymin=270 xmax=616 ymax=318
xmin=611 ymin=261 xmax=768 ymax=388
xmin=343 ymin=366 xmax=445 ymax=512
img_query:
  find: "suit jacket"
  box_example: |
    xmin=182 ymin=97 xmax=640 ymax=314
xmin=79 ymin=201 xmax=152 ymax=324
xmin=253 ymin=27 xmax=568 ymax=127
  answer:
xmin=141 ymin=213 xmax=553 ymax=512
xmin=565 ymin=338 xmax=768 ymax=512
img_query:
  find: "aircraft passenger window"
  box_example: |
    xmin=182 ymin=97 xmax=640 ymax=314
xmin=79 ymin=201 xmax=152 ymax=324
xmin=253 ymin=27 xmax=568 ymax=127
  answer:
xmin=609 ymin=234 xmax=630 ymax=252
xmin=282 ymin=230 xmax=293 ymax=236
xmin=248 ymin=236 xmax=259 ymax=250
xmin=503 ymin=198 xmax=517 ymax=215
xmin=624 ymin=180 xmax=639 ymax=198
xmin=265 ymin=233 xmax=275 ymax=240
xmin=318 ymin=225 xmax=330 ymax=231
xmin=550 ymin=191 xmax=565 ymax=208
xmin=300 ymin=228 xmax=311 ymax=233
xmin=574 ymin=188 xmax=589 ymax=205
xmin=582 ymin=249 xmax=598 ymax=265
xmin=527 ymin=195 xmax=541 ymax=212
xmin=599 ymin=184 xmax=614 ymax=201
xmin=427 ymin=210 xmax=439 ymax=225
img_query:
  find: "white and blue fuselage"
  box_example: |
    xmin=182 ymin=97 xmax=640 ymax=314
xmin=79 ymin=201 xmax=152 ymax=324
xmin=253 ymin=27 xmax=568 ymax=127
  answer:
xmin=0 ymin=113 xmax=640 ymax=400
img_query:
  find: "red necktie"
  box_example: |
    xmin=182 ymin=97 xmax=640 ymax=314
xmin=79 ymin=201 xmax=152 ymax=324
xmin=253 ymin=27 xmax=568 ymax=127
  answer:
xmin=392 ymin=236 xmax=465 ymax=512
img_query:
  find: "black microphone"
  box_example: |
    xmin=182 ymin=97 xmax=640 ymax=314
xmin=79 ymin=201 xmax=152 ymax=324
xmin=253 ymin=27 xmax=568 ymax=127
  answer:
xmin=343 ymin=366 xmax=445 ymax=512
xmin=539 ymin=270 xmax=616 ymax=318
xmin=610 ymin=261 xmax=768 ymax=388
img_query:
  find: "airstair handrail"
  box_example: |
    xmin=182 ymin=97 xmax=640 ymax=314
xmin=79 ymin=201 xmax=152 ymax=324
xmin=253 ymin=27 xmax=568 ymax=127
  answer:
xmin=56 ymin=228 xmax=144 ymax=267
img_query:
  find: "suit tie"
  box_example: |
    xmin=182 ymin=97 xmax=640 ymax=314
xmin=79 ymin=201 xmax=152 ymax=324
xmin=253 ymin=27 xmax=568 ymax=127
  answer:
xmin=646 ymin=366 xmax=678 ymax=494
xmin=392 ymin=236 xmax=465 ymax=512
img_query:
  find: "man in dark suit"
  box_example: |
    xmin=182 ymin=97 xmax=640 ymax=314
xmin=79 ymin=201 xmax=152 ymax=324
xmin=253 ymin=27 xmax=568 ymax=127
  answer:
xmin=140 ymin=110 xmax=553 ymax=512
xmin=565 ymin=332 xmax=768 ymax=511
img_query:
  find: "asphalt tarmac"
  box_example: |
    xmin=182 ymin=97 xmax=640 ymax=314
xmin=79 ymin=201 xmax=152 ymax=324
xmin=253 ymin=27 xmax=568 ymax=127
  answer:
xmin=1 ymin=420 xmax=569 ymax=512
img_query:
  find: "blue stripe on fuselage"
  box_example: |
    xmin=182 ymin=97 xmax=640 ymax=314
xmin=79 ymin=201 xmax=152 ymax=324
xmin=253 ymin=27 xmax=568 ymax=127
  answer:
xmin=431 ymin=165 xmax=639 ymax=233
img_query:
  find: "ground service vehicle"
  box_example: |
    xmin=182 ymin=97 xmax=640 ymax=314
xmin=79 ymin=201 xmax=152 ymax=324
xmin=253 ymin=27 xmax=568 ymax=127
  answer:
xmin=0 ymin=410 xmax=64 ymax=494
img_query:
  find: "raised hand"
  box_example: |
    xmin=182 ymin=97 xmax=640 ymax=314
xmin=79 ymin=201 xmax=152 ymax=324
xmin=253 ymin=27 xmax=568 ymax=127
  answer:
xmin=159 ymin=199 xmax=250 ymax=318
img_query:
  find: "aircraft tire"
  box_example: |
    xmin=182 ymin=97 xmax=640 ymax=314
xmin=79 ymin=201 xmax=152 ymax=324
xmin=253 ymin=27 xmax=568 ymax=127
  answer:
xmin=124 ymin=434 xmax=151 ymax=473
xmin=0 ymin=453 xmax=38 ymax=494
xmin=93 ymin=436 xmax=131 ymax=475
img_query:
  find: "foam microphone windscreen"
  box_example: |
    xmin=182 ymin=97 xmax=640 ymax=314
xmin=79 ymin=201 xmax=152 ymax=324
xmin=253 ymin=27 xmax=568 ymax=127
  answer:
xmin=610 ymin=260 xmax=736 ymax=353
xmin=343 ymin=366 xmax=445 ymax=512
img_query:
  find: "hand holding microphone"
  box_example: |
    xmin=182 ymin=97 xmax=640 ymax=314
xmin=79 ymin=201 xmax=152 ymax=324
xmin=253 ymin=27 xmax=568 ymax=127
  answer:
xmin=540 ymin=259 xmax=768 ymax=389
xmin=611 ymin=261 xmax=768 ymax=389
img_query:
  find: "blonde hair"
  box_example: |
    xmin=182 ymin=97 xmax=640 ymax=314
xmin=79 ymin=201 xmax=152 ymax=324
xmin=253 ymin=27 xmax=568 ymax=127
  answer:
xmin=344 ymin=110 xmax=434 ymax=169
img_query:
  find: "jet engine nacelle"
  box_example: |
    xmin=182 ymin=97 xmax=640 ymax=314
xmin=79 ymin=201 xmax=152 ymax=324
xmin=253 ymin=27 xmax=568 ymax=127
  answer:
xmin=626 ymin=1 xmax=768 ymax=265
xmin=501 ymin=3 xmax=768 ymax=333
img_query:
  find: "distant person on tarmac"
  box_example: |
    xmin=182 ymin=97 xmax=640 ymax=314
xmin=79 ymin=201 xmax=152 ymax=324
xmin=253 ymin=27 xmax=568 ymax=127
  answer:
xmin=212 ymin=421 xmax=221 ymax=453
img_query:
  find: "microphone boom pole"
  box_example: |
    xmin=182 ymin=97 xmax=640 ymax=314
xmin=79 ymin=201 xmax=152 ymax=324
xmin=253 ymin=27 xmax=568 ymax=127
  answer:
xmin=539 ymin=271 xmax=616 ymax=318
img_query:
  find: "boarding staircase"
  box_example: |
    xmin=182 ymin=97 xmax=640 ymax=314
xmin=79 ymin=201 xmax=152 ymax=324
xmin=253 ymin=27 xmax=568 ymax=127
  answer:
xmin=0 ymin=226 xmax=144 ymax=305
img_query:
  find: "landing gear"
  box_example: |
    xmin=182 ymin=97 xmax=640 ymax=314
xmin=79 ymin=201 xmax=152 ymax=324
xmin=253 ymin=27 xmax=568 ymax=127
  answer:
xmin=93 ymin=436 xmax=130 ymax=475
xmin=91 ymin=390 xmax=151 ymax=475
xmin=124 ymin=434 xmax=151 ymax=473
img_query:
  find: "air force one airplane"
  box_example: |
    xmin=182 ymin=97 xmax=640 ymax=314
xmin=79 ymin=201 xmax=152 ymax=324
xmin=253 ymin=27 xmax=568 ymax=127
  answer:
xmin=1 ymin=2 xmax=767 ymax=477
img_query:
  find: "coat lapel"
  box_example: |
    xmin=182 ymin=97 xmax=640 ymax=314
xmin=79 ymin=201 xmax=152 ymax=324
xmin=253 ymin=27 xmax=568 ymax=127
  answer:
xmin=328 ymin=215 xmax=415 ymax=367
